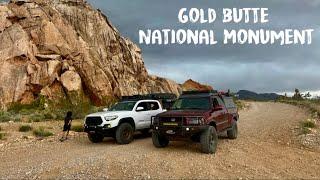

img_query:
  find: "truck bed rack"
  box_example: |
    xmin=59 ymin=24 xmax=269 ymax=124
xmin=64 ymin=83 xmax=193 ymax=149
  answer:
xmin=181 ymin=90 xmax=231 ymax=97
xmin=121 ymin=93 xmax=177 ymax=109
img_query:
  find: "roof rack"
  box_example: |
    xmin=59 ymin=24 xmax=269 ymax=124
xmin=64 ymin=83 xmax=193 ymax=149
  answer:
xmin=182 ymin=90 xmax=218 ymax=95
xmin=218 ymin=89 xmax=231 ymax=97
xmin=181 ymin=90 xmax=231 ymax=97
xmin=121 ymin=93 xmax=177 ymax=110
xmin=121 ymin=93 xmax=177 ymax=102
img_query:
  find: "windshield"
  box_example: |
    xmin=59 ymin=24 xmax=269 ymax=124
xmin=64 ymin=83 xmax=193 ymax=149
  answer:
xmin=172 ymin=97 xmax=211 ymax=110
xmin=109 ymin=101 xmax=136 ymax=111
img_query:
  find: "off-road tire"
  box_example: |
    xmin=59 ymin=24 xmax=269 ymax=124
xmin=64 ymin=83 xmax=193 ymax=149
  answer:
xmin=200 ymin=126 xmax=218 ymax=154
xmin=88 ymin=133 xmax=104 ymax=143
xmin=152 ymin=132 xmax=169 ymax=148
xmin=227 ymin=121 xmax=238 ymax=139
xmin=116 ymin=123 xmax=134 ymax=144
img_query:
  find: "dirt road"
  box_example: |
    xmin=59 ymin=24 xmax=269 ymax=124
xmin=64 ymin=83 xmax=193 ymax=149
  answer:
xmin=1 ymin=102 xmax=320 ymax=179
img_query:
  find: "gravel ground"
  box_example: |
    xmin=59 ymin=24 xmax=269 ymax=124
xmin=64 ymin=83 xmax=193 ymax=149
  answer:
xmin=0 ymin=102 xmax=320 ymax=179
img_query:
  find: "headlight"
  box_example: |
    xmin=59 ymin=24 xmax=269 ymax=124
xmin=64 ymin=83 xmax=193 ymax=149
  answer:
xmin=104 ymin=115 xmax=118 ymax=121
xmin=152 ymin=116 xmax=159 ymax=125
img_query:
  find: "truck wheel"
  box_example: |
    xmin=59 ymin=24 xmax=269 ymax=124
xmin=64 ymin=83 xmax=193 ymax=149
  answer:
xmin=200 ymin=126 xmax=218 ymax=154
xmin=152 ymin=132 xmax=169 ymax=148
xmin=116 ymin=123 xmax=134 ymax=144
xmin=88 ymin=133 xmax=104 ymax=143
xmin=227 ymin=121 xmax=238 ymax=139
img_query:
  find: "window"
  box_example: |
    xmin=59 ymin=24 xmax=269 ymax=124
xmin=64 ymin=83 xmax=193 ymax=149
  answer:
xmin=212 ymin=97 xmax=225 ymax=107
xmin=149 ymin=102 xmax=159 ymax=110
xmin=217 ymin=98 xmax=225 ymax=106
xmin=223 ymin=97 xmax=236 ymax=108
xmin=109 ymin=101 xmax=136 ymax=111
xmin=212 ymin=98 xmax=219 ymax=107
xmin=136 ymin=102 xmax=149 ymax=111
xmin=172 ymin=97 xmax=211 ymax=110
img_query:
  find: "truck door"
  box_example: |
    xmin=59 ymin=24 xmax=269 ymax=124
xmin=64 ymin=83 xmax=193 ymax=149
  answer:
xmin=144 ymin=101 xmax=162 ymax=128
xmin=135 ymin=102 xmax=150 ymax=129
xmin=212 ymin=97 xmax=228 ymax=131
xmin=216 ymin=97 xmax=229 ymax=129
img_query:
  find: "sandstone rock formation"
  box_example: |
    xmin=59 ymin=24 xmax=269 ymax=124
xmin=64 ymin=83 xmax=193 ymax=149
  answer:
xmin=0 ymin=0 xmax=182 ymax=109
xmin=181 ymin=79 xmax=213 ymax=91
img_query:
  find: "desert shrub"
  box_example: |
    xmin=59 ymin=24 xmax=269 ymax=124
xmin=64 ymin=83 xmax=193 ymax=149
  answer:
xmin=71 ymin=124 xmax=84 ymax=132
xmin=43 ymin=112 xmax=56 ymax=120
xmin=33 ymin=127 xmax=53 ymax=137
xmin=0 ymin=132 xmax=6 ymax=140
xmin=277 ymin=99 xmax=320 ymax=119
xmin=46 ymin=93 xmax=100 ymax=120
xmin=19 ymin=125 xmax=33 ymax=132
xmin=0 ymin=111 xmax=11 ymax=122
xmin=28 ymin=113 xmax=45 ymax=122
xmin=19 ymin=109 xmax=33 ymax=115
xmin=300 ymin=120 xmax=317 ymax=135
xmin=12 ymin=115 xmax=22 ymax=122
xmin=301 ymin=120 xmax=316 ymax=129
xmin=8 ymin=96 xmax=46 ymax=113
xmin=301 ymin=127 xmax=312 ymax=134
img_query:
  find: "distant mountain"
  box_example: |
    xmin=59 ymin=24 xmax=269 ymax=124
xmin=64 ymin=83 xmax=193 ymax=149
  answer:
xmin=236 ymin=90 xmax=280 ymax=101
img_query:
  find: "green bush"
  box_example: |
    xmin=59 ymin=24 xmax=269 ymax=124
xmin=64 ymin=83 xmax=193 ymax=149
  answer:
xmin=71 ymin=124 xmax=84 ymax=132
xmin=19 ymin=125 xmax=32 ymax=132
xmin=0 ymin=132 xmax=5 ymax=140
xmin=19 ymin=109 xmax=33 ymax=115
xmin=301 ymin=120 xmax=316 ymax=129
xmin=302 ymin=127 xmax=312 ymax=134
xmin=28 ymin=113 xmax=45 ymax=122
xmin=0 ymin=111 xmax=11 ymax=122
xmin=43 ymin=112 xmax=55 ymax=120
xmin=33 ymin=127 xmax=53 ymax=137
xmin=8 ymin=95 xmax=46 ymax=113
xmin=12 ymin=115 xmax=21 ymax=122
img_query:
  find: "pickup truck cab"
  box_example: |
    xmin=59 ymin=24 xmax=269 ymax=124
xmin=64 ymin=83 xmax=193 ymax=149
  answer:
xmin=84 ymin=94 xmax=176 ymax=144
xmin=152 ymin=90 xmax=239 ymax=154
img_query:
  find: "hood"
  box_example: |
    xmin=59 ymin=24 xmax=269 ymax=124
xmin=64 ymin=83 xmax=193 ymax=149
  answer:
xmin=86 ymin=111 xmax=129 ymax=117
xmin=157 ymin=109 xmax=208 ymax=117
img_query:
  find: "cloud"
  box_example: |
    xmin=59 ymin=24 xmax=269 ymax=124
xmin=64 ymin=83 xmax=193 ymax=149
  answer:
xmin=88 ymin=0 xmax=320 ymax=93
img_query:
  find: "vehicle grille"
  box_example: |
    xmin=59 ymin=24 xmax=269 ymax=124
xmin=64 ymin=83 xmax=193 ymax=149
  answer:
xmin=160 ymin=117 xmax=184 ymax=126
xmin=85 ymin=117 xmax=103 ymax=126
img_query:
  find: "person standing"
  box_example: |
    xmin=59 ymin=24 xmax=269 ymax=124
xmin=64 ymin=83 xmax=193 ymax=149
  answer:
xmin=60 ymin=111 xmax=73 ymax=141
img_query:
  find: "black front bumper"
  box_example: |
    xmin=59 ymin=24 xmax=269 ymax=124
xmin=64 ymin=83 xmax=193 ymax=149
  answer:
xmin=84 ymin=125 xmax=116 ymax=137
xmin=152 ymin=125 xmax=209 ymax=140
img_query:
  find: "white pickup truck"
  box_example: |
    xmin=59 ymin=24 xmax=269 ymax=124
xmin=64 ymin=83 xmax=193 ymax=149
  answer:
xmin=84 ymin=97 xmax=171 ymax=144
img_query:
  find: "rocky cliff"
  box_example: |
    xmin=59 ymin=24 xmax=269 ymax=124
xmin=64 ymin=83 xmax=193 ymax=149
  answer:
xmin=0 ymin=0 xmax=181 ymax=109
xmin=181 ymin=79 xmax=213 ymax=91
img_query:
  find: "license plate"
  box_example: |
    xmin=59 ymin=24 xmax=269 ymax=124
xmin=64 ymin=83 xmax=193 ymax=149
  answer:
xmin=166 ymin=130 xmax=175 ymax=135
xmin=163 ymin=122 xmax=178 ymax=126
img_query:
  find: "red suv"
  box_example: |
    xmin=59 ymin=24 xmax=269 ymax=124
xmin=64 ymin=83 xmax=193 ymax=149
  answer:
xmin=152 ymin=90 xmax=239 ymax=154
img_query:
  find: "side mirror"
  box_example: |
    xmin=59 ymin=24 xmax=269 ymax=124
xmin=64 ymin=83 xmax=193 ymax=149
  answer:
xmin=136 ymin=107 xmax=144 ymax=111
xmin=103 ymin=108 xmax=109 ymax=112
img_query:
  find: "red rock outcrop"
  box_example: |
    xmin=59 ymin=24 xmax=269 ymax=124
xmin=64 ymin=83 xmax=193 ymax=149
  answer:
xmin=0 ymin=0 xmax=181 ymax=109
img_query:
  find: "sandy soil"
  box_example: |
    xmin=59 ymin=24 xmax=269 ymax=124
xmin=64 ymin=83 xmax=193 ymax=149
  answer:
xmin=0 ymin=102 xmax=319 ymax=179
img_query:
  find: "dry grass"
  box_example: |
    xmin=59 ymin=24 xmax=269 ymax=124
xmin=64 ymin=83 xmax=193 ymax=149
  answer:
xmin=33 ymin=127 xmax=53 ymax=137
xmin=19 ymin=125 xmax=33 ymax=132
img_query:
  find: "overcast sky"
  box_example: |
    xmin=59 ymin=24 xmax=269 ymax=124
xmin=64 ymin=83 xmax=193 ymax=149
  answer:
xmin=88 ymin=0 xmax=319 ymax=93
